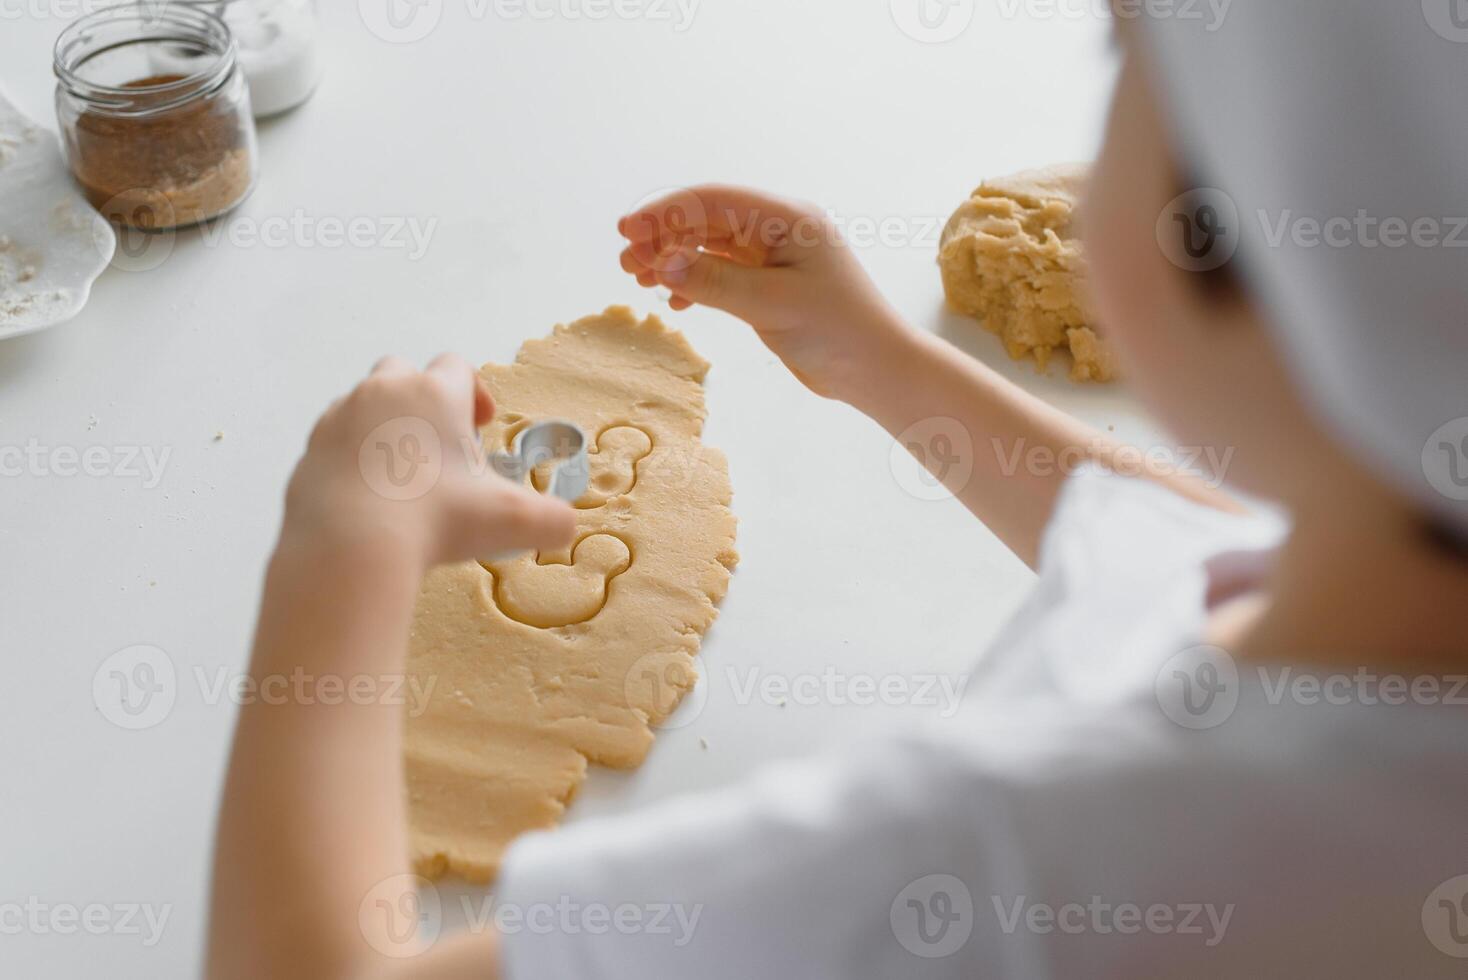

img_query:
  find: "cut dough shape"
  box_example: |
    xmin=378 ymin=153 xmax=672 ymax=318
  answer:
xmin=485 ymin=533 xmax=632 ymax=629
xmin=531 ymin=425 xmax=653 ymax=508
xmin=938 ymin=164 xmax=1118 ymax=383
xmin=404 ymin=307 xmax=738 ymax=882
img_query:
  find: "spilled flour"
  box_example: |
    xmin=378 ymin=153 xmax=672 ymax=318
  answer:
xmin=0 ymin=233 xmax=71 ymax=326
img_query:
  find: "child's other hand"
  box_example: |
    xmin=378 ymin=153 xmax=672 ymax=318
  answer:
xmin=618 ymin=185 xmax=912 ymax=400
xmin=282 ymin=354 xmax=575 ymax=567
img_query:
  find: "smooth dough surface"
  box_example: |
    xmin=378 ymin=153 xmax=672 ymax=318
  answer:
xmin=404 ymin=307 xmax=738 ymax=882
xmin=938 ymin=163 xmax=1118 ymax=383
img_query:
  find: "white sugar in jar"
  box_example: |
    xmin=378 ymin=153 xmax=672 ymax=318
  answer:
xmin=151 ymin=0 xmax=322 ymax=118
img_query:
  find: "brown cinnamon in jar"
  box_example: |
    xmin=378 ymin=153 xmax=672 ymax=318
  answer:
xmin=54 ymin=5 xmax=258 ymax=231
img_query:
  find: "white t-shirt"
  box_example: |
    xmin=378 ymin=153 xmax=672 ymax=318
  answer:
xmin=498 ymin=466 xmax=1468 ymax=978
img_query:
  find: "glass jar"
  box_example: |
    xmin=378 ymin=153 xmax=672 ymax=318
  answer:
xmin=54 ymin=4 xmax=259 ymax=231
xmin=155 ymin=0 xmax=322 ymax=118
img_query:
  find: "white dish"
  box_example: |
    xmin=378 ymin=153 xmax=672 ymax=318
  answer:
xmin=0 ymin=88 xmax=114 ymax=341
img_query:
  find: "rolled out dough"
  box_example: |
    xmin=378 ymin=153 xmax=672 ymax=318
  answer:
xmin=938 ymin=164 xmax=1118 ymax=383
xmin=404 ymin=307 xmax=738 ymax=882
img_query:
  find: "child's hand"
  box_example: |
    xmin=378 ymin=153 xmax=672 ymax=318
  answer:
xmin=618 ymin=185 xmax=913 ymax=400
xmin=282 ymin=353 xmax=575 ymax=567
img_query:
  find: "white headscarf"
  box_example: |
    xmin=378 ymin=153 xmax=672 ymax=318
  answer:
xmin=1139 ymin=1 xmax=1468 ymax=532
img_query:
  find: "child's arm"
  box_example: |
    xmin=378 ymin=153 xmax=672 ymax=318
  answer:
xmin=619 ymin=185 xmax=1239 ymax=567
xmin=207 ymin=355 xmax=575 ymax=980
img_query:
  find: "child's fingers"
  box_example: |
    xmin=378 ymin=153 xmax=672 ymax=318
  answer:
xmin=618 ymin=184 xmax=809 ymax=241
xmin=370 ymin=355 xmax=414 ymax=377
xmin=423 ymin=353 xmax=486 ymax=433
xmin=705 ymin=236 xmax=774 ymax=267
xmin=422 ymin=354 xmax=499 ymax=437
xmin=620 ymin=246 xmax=658 ymax=281
xmin=472 ymin=376 xmax=495 ymax=428
xmin=424 ymin=353 xmax=477 ymax=398
xmin=654 ymin=247 xmax=785 ymax=321
xmin=621 ymin=248 xmax=661 ymax=288
xmin=465 ymin=482 xmax=577 ymax=555
xmin=619 ymin=184 xmax=809 ymax=264
xmin=626 ymin=235 xmax=775 ymax=276
xmin=619 ymin=246 xmax=643 ymax=275
xmin=626 ymin=239 xmax=673 ymax=271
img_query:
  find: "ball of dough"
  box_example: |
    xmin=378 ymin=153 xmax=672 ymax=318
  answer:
xmin=939 ymin=164 xmax=1117 ymax=383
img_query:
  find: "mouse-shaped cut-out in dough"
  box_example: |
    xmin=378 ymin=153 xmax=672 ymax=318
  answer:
xmin=531 ymin=425 xmax=653 ymax=508
xmin=485 ymin=534 xmax=631 ymax=629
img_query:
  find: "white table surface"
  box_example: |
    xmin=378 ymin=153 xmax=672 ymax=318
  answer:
xmin=0 ymin=3 xmax=1150 ymax=976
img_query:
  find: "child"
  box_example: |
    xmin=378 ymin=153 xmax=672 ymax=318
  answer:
xmin=207 ymin=3 xmax=1468 ymax=977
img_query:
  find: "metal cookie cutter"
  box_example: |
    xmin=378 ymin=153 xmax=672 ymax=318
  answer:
xmin=483 ymin=421 xmax=589 ymax=561
xmin=490 ymin=420 xmax=590 ymax=504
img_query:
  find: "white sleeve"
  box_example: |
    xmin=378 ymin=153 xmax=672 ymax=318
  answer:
xmin=496 ymin=731 xmax=1030 ymax=980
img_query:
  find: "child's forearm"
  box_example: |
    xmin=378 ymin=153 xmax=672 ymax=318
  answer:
xmin=846 ymin=318 xmax=1238 ymax=567
xmin=614 ymin=184 xmax=1235 ymax=558
xmin=204 ymin=356 xmax=572 ymax=980
xmin=208 ymin=533 xmax=498 ymax=979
